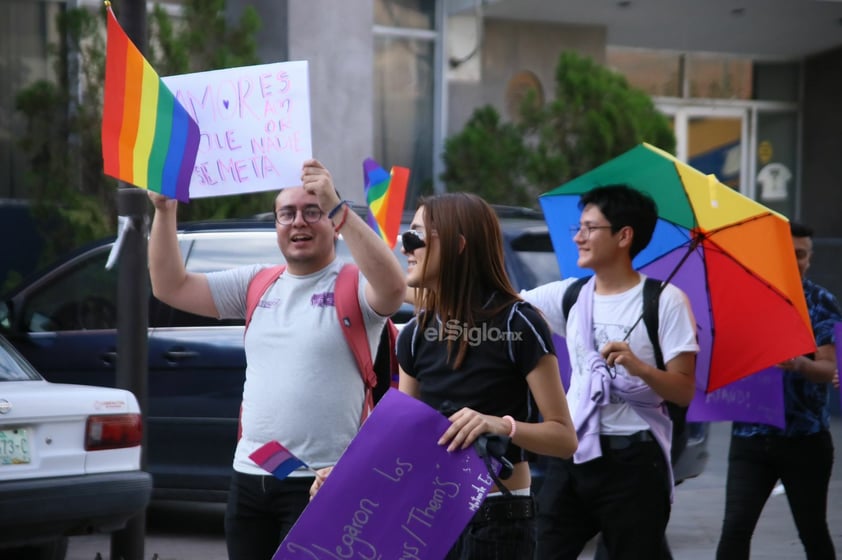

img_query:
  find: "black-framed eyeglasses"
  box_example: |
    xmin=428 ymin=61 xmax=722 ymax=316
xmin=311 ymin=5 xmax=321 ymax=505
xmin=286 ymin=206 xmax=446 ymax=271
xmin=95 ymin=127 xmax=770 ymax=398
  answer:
xmin=570 ymin=224 xmax=613 ymax=239
xmin=401 ymin=229 xmax=426 ymax=253
xmin=275 ymin=206 xmax=324 ymax=226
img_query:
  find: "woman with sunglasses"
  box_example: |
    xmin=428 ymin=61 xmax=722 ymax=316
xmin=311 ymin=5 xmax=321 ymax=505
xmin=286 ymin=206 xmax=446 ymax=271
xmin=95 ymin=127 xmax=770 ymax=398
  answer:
xmin=397 ymin=192 xmax=577 ymax=559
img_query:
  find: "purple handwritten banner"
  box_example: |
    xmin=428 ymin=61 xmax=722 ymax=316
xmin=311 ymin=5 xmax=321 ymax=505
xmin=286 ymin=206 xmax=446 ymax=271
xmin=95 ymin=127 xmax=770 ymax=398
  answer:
xmin=687 ymin=367 xmax=785 ymax=428
xmin=274 ymin=389 xmax=498 ymax=560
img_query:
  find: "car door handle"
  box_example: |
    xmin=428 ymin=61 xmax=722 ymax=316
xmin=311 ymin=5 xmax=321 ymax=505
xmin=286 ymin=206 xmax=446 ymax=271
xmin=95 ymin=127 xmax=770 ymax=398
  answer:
xmin=163 ymin=349 xmax=199 ymax=361
xmin=101 ymin=351 xmax=118 ymax=365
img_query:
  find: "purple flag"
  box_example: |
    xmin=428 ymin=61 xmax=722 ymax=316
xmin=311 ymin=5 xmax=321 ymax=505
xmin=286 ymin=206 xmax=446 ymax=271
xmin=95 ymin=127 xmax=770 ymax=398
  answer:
xmin=274 ymin=389 xmax=500 ymax=560
xmin=687 ymin=367 xmax=785 ymax=428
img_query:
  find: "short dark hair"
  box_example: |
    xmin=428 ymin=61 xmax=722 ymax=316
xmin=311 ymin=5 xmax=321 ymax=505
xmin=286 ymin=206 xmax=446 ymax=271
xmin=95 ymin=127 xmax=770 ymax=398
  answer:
xmin=790 ymin=221 xmax=813 ymax=239
xmin=579 ymin=184 xmax=658 ymax=258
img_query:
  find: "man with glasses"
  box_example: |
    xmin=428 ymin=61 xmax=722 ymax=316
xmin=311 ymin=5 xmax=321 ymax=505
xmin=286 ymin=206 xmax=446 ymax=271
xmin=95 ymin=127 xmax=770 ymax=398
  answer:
xmin=520 ymin=184 xmax=698 ymax=559
xmin=148 ymin=159 xmax=405 ymax=560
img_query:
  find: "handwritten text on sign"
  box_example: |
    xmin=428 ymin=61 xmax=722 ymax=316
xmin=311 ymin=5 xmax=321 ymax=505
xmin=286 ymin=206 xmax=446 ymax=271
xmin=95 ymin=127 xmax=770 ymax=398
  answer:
xmin=687 ymin=367 xmax=784 ymax=428
xmin=275 ymin=389 xmax=499 ymax=560
xmin=162 ymin=60 xmax=312 ymax=198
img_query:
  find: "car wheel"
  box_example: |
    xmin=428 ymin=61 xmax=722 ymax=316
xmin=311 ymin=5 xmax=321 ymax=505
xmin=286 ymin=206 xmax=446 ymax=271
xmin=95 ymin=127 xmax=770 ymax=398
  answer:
xmin=4 ymin=537 xmax=68 ymax=560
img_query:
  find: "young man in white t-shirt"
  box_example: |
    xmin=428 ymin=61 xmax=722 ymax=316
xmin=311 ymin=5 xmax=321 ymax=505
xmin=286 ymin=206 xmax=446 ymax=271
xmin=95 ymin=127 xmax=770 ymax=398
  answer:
xmin=148 ymin=159 xmax=406 ymax=560
xmin=521 ymin=185 xmax=699 ymax=560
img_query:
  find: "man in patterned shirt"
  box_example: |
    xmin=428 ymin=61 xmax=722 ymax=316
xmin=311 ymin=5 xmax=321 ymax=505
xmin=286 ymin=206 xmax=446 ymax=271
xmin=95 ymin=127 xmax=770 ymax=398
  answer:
xmin=716 ymin=221 xmax=841 ymax=560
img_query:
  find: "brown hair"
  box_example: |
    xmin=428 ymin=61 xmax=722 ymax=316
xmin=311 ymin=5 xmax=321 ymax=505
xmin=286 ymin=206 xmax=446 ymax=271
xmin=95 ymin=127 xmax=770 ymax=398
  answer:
xmin=414 ymin=192 xmax=520 ymax=368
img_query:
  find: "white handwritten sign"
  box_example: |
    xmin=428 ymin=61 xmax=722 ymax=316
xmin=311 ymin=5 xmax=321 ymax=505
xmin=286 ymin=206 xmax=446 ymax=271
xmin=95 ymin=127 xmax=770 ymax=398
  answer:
xmin=162 ymin=60 xmax=312 ymax=198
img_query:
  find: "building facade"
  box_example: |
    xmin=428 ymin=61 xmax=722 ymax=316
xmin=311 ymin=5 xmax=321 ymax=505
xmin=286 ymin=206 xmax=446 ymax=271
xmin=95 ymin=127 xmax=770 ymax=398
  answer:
xmin=2 ymin=0 xmax=841 ymax=293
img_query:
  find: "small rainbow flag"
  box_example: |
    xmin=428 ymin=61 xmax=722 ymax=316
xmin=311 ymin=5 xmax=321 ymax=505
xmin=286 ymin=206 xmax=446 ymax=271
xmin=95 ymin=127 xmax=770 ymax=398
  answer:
xmin=249 ymin=441 xmax=310 ymax=480
xmin=363 ymin=158 xmax=409 ymax=249
xmin=101 ymin=4 xmax=199 ymax=202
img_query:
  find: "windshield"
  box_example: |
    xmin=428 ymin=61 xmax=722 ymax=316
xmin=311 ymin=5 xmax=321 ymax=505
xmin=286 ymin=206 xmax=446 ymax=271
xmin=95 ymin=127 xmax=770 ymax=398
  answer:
xmin=509 ymin=230 xmax=562 ymax=290
xmin=515 ymin=250 xmax=562 ymax=289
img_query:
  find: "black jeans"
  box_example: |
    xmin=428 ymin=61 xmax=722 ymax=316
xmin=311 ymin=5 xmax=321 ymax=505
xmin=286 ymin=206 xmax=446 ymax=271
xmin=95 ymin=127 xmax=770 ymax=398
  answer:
xmin=446 ymin=494 xmax=536 ymax=560
xmin=716 ymin=431 xmax=835 ymax=560
xmin=536 ymin=436 xmax=671 ymax=560
xmin=224 ymin=471 xmax=312 ymax=560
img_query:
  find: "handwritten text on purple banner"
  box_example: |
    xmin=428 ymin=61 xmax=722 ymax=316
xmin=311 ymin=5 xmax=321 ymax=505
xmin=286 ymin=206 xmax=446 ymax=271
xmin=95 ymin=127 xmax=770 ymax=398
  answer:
xmin=274 ymin=389 xmax=498 ymax=560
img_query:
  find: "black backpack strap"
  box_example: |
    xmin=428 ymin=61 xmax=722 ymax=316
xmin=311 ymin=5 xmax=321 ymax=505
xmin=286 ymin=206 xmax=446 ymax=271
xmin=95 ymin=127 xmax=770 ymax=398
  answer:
xmin=643 ymin=277 xmax=689 ymax=466
xmin=561 ymin=276 xmax=591 ymax=322
xmin=371 ymin=320 xmax=399 ymax=403
xmin=642 ymin=277 xmax=664 ymax=370
xmin=564 ymin=275 xmax=662 ymax=368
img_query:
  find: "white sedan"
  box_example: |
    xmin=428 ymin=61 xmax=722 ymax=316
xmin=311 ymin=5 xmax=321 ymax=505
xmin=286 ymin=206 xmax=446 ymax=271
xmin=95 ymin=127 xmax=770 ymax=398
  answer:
xmin=0 ymin=334 xmax=151 ymax=559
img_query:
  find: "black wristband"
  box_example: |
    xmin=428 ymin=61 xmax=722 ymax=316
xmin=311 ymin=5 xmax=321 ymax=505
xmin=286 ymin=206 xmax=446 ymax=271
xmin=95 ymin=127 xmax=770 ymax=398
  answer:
xmin=328 ymin=199 xmax=351 ymax=219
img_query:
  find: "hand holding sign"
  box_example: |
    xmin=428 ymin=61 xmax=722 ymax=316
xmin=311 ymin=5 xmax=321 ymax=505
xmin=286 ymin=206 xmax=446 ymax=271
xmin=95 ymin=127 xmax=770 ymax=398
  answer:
xmin=274 ymin=389 xmax=500 ymax=560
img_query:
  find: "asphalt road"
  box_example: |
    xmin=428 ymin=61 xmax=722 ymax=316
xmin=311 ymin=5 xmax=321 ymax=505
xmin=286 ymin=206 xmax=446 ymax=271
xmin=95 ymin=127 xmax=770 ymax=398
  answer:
xmin=68 ymin=418 xmax=842 ymax=559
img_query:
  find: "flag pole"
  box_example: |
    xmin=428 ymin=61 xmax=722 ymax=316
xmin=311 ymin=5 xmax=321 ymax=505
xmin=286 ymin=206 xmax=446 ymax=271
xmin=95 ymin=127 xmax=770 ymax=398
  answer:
xmin=109 ymin=0 xmax=149 ymax=558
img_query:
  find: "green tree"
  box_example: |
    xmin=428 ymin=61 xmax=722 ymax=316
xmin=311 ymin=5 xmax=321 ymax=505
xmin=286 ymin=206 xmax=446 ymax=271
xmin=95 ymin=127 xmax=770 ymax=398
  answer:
xmin=442 ymin=51 xmax=676 ymax=206
xmin=14 ymin=0 xmax=263 ymax=266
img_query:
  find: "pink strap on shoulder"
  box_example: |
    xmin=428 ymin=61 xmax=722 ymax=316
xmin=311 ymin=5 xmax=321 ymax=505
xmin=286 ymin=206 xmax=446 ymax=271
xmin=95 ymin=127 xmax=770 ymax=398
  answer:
xmin=245 ymin=265 xmax=286 ymax=329
xmin=335 ymin=264 xmax=378 ymax=423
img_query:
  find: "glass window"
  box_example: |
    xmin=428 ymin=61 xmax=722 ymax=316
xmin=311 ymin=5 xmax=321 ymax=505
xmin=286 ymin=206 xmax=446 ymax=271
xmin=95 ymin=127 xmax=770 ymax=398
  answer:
xmin=374 ymin=0 xmax=435 ymax=30
xmin=508 ymin=230 xmax=561 ymax=290
xmin=374 ymin=35 xmax=435 ymax=205
xmin=20 ymin=248 xmax=118 ymax=332
xmin=607 ymin=48 xmax=682 ymax=97
xmin=0 ymin=336 xmax=40 ymax=381
xmin=686 ymin=54 xmax=753 ymax=100
xmin=687 ymin=114 xmax=744 ymax=191
xmin=753 ymin=61 xmax=800 ymax=102
xmin=184 ymin=234 xmax=284 ymax=273
xmin=755 ymin=112 xmax=798 ymax=217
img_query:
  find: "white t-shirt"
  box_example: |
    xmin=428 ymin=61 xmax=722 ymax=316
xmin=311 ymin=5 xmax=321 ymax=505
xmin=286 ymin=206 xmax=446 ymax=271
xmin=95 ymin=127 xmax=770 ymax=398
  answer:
xmin=207 ymin=259 xmax=387 ymax=475
xmin=522 ymin=275 xmax=699 ymax=435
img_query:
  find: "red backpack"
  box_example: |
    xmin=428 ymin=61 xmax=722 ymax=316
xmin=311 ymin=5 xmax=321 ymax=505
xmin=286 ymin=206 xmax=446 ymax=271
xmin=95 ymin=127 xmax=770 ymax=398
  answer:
xmin=243 ymin=263 xmax=398 ymax=430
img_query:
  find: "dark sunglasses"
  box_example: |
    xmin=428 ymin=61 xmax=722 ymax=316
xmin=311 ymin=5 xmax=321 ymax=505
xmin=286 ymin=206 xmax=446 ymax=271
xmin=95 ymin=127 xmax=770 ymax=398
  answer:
xmin=401 ymin=230 xmax=426 ymax=253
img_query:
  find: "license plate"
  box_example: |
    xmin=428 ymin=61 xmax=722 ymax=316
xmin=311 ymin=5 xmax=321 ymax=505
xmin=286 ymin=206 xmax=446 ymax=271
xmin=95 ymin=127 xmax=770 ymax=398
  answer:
xmin=0 ymin=428 xmax=31 ymax=465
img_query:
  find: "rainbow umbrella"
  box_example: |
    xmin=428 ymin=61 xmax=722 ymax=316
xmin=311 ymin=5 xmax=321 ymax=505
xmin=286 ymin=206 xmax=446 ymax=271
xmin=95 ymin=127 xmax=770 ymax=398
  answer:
xmin=540 ymin=143 xmax=815 ymax=393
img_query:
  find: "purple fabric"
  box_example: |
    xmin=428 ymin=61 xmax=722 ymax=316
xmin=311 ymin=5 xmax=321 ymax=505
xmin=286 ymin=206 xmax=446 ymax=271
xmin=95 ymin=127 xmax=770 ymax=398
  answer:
xmin=572 ymin=277 xmax=676 ymax=499
xmin=274 ymin=389 xmax=499 ymax=560
xmin=553 ymin=333 xmax=571 ymax=391
xmin=687 ymin=367 xmax=785 ymax=428
xmin=570 ymin=278 xmax=611 ymax=463
xmin=641 ymin=246 xmax=712 ymax=391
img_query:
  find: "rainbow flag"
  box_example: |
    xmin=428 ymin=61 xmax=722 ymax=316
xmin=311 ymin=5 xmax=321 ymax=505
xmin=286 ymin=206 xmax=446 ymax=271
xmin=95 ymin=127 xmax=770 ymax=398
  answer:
xmin=363 ymin=158 xmax=409 ymax=248
xmin=101 ymin=5 xmax=199 ymax=202
xmin=249 ymin=441 xmax=309 ymax=480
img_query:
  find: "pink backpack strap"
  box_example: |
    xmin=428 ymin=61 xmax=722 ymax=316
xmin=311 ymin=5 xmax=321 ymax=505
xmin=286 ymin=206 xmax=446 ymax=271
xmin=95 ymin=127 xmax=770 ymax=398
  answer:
xmin=335 ymin=264 xmax=377 ymax=423
xmin=240 ymin=264 xmax=285 ymax=441
xmin=245 ymin=265 xmax=286 ymax=330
